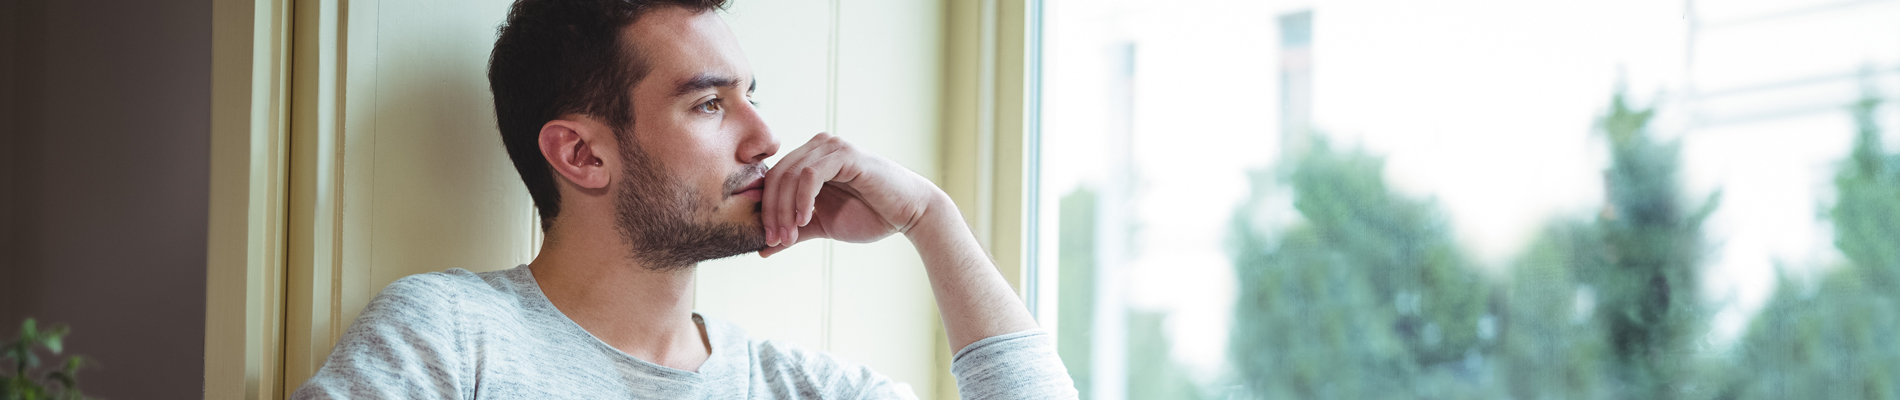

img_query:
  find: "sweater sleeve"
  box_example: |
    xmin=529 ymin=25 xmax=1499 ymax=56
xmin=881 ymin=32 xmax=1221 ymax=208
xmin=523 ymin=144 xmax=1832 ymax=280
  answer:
xmin=290 ymin=274 xmax=475 ymax=400
xmin=949 ymin=330 xmax=1079 ymax=400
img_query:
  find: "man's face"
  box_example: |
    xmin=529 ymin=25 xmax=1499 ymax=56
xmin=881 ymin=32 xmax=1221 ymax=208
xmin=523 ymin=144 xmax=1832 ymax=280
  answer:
xmin=610 ymin=7 xmax=778 ymax=269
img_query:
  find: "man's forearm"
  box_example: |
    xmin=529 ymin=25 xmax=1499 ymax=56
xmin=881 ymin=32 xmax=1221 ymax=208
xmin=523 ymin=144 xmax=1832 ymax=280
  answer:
xmin=905 ymin=193 xmax=1039 ymax=353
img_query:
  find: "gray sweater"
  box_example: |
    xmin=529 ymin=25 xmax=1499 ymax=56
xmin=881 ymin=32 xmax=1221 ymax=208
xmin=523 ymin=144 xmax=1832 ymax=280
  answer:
xmin=290 ymin=266 xmax=1077 ymax=399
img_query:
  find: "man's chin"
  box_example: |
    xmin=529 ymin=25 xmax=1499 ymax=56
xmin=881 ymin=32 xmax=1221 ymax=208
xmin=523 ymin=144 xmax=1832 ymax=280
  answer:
xmin=722 ymin=209 xmax=769 ymax=248
xmin=713 ymin=219 xmax=770 ymax=257
xmin=697 ymin=237 xmax=769 ymax=263
xmin=624 ymin=216 xmax=770 ymax=268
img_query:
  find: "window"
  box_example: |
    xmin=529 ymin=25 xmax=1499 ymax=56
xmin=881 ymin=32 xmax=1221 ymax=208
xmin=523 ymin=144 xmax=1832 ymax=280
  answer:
xmin=1036 ymin=0 xmax=1900 ymax=398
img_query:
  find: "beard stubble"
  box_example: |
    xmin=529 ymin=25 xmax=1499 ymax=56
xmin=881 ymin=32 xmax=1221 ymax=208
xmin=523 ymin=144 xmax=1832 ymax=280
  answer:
xmin=611 ymin=138 xmax=767 ymax=272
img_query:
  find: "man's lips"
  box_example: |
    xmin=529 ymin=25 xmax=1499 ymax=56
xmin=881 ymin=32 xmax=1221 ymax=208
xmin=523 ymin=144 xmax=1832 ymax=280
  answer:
xmin=731 ymin=177 xmax=765 ymax=201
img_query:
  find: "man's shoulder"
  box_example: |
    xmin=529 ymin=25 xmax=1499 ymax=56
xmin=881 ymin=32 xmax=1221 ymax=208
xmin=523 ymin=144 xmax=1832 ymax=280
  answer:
xmin=358 ymin=266 xmax=532 ymax=326
xmin=297 ymin=268 xmax=532 ymax=399
xmin=378 ymin=268 xmax=515 ymax=304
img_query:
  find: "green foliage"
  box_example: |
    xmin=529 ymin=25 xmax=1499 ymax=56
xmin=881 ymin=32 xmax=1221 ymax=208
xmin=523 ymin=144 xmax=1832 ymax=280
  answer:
xmin=1499 ymin=221 xmax=1614 ymax=400
xmin=1224 ymin=90 xmax=1730 ymax=399
xmin=1491 ymin=91 xmax=1721 ymax=400
xmin=1230 ymin=221 xmax=1414 ymax=398
xmin=1588 ymin=92 xmax=1719 ymax=399
xmin=1227 ymin=138 xmax=1495 ymax=399
xmin=1730 ymin=80 xmax=1900 ymax=400
xmin=2 ymin=319 xmax=94 ymax=400
xmin=1735 ymin=268 xmax=1900 ymax=399
xmin=1283 ymin=139 xmax=1493 ymax=367
xmin=1829 ymin=89 xmax=1900 ymax=291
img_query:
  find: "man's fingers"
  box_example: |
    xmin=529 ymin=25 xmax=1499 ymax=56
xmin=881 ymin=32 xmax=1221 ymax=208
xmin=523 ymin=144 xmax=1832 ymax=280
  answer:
xmin=773 ymin=135 xmax=839 ymax=244
xmin=771 ymin=163 xmax=798 ymax=245
xmin=784 ymin=161 xmax=831 ymax=246
xmin=758 ymin=223 xmax=825 ymax=258
xmin=788 ymin=166 xmax=816 ymax=245
xmin=793 ymin=155 xmax=844 ymax=229
xmin=764 ymin=132 xmax=830 ymax=245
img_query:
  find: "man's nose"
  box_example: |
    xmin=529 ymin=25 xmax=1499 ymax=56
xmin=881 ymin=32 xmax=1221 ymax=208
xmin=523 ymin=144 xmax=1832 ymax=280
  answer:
xmin=734 ymin=101 xmax=778 ymax=164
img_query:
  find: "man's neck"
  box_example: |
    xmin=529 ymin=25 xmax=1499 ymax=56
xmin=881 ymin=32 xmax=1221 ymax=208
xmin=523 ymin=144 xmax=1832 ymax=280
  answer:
xmin=527 ymin=229 xmax=711 ymax=372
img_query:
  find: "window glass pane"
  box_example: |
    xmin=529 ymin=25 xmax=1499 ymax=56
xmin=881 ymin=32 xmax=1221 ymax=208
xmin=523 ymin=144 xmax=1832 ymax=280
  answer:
xmin=1037 ymin=1 xmax=1900 ymax=398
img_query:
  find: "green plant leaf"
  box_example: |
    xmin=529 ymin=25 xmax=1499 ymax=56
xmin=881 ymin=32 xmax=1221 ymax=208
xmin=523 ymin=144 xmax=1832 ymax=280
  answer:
xmin=39 ymin=326 xmax=66 ymax=356
xmin=11 ymin=316 xmax=96 ymax=400
xmin=17 ymin=319 xmax=34 ymax=343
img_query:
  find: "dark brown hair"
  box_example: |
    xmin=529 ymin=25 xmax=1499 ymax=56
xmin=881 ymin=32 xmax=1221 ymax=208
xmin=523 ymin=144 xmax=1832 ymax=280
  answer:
xmin=487 ymin=0 xmax=730 ymax=231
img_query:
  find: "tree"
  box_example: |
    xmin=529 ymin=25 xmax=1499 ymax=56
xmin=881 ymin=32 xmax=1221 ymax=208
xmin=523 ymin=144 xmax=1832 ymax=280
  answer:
xmin=1586 ymin=92 xmax=1719 ymax=399
xmin=1828 ymin=81 xmax=1900 ymax=292
xmin=1499 ymin=220 xmax=1613 ymax=400
xmin=1732 ymin=79 xmax=1900 ymax=399
xmin=1735 ymin=268 xmax=1900 ymax=399
xmin=1228 ymin=138 xmax=1494 ymax=399
xmin=1224 ymin=90 xmax=1724 ymax=399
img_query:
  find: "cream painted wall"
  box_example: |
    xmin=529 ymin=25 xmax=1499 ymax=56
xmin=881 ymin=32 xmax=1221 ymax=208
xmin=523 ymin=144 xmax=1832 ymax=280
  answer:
xmin=339 ymin=0 xmax=534 ymax=309
xmin=303 ymin=0 xmax=948 ymax=397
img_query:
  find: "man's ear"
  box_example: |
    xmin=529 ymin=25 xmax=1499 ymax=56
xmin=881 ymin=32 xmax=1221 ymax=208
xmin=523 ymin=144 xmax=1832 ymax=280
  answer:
xmin=538 ymin=118 xmax=612 ymax=190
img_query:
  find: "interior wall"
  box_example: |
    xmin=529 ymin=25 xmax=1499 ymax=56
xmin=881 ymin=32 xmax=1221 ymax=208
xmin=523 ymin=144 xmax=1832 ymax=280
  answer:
xmin=0 ymin=0 xmax=211 ymax=398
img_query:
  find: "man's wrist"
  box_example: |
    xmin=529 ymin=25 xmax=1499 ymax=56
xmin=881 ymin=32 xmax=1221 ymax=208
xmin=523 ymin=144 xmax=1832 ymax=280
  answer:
xmin=899 ymin=188 xmax=1038 ymax=352
xmin=902 ymin=191 xmax=965 ymax=242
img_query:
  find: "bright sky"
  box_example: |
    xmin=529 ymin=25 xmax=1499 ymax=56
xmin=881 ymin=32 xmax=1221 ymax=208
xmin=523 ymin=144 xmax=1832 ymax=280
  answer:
xmin=1042 ymin=0 xmax=1900 ymax=383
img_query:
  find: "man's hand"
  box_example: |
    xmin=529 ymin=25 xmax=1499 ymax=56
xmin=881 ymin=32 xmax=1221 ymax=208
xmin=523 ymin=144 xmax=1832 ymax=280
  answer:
xmin=759 ymin=132 xmax=945 ymax=257
xmin=757 ymin=133 xmax=1036 ymax=353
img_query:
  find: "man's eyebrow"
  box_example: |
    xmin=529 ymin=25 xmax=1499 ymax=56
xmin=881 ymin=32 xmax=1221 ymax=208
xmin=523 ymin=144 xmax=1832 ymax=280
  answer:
xmin=747 ymin=77 xmax=756 ymax=93
xmin=672 ymin=74 xmax=742 ymax=97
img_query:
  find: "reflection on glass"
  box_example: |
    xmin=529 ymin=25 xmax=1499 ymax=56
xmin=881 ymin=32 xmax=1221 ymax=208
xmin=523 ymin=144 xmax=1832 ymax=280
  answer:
xmin=1037 ymin=0 xmax=1900 ymax=398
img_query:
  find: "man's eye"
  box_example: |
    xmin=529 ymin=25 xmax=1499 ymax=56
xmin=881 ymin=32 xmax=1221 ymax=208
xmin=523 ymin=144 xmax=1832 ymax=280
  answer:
xmin=697 ymin=98 xmax=723 ymax=113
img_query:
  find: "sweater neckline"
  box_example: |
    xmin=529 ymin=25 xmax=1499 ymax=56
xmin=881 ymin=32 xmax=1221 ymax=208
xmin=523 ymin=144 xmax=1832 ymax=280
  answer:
xmin=504 ymin=264 xmax=740 ymax=380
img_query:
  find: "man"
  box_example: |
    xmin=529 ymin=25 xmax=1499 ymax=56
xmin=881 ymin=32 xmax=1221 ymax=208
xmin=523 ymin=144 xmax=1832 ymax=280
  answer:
xmin=291 ymin=0 xmax=1075 ymax=399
